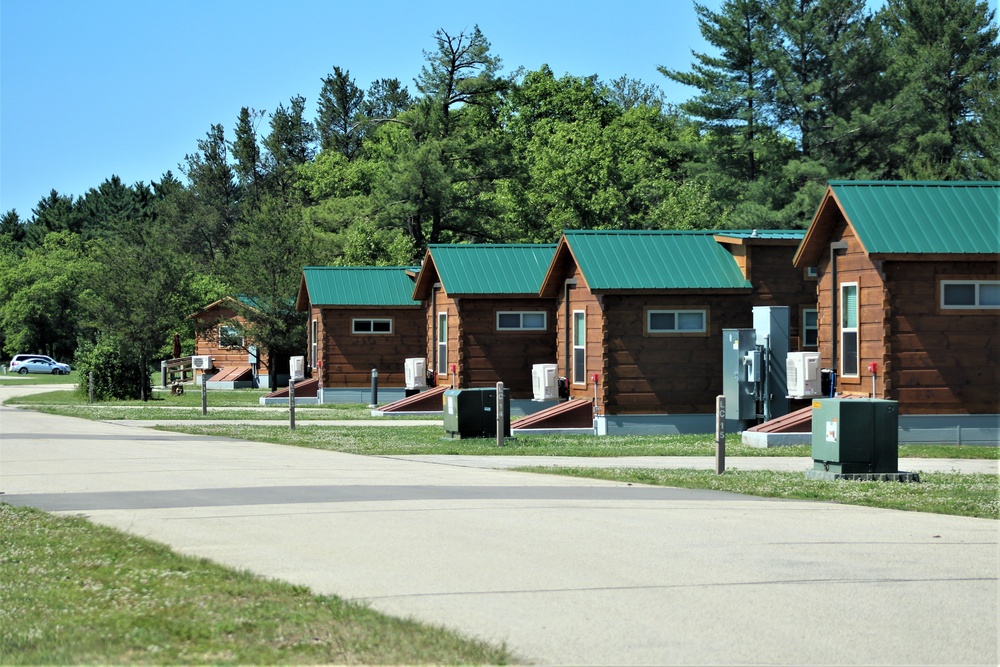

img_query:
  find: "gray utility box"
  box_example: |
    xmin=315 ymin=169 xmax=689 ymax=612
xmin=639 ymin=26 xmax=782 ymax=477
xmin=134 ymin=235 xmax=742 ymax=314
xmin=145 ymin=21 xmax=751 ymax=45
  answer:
xmin=443 ymin=388 xmax=511 ymax=439
xmin=723 ymin=328 xmax=757 ymax=421
xmin=811 ymin=398 xmax=899 ymax=474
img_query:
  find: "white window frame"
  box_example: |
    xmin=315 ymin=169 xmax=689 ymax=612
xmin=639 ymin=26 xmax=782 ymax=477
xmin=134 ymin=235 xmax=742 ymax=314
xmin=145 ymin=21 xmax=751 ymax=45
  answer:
xmin=572 ymin=310 xmax=586 ymax=385
xmin=352 ymin=318 xmax=393 ymax=335
xmin=802 ymin=308 xmax=818 ymax=348
xmin=310 ymin=319 xmax=318 ymax=368
xmin=218 ymin=325 xmax=244 ymax=349
xmin=646 ymin=309 xmax=707 ymax=334
xmin=496 ymin=311 xmax=547 ymax=331
xmin=437 ymin=312 xmax=448 ymax=375
xmin=940 ymin=280 xmax=1000 ymax=309
xmin=840 ymin=283 xmax=859 ymax=378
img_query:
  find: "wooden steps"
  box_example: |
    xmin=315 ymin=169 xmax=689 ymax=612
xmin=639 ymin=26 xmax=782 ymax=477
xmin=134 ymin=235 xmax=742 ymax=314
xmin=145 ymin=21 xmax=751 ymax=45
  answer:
xmin=746 ymin=405 xmax=812 ymax=433
xmin=377 ymin=385 xmax=449 ymax=413
xmin=262 ymin=378 xmax=319 ymax=399
xmin=511 ymin=399 xmax=593 ymax=430
xmin=210 ymin=365 xmax=252 ymax=383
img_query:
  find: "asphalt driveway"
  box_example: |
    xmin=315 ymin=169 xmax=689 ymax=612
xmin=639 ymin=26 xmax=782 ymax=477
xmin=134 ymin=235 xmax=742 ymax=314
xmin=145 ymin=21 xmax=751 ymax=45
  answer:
xmin=1 ymin=396 xmax=997 ymax=665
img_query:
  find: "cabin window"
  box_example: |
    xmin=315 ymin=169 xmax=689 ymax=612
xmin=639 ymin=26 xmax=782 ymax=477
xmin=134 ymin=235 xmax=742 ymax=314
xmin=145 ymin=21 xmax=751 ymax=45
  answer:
xmin=496 ymin=311 xmax=547 ymax=331
xmin=572 ymin=310 xmax=586 ymax=384
xmin=805 ymin=266 xmax=818 ymax=280
xmin=310 ymin=319 xmax=318 ymax=368
xmin=352 ymin=318 xmax=392 ymax=334
xmin=218 ymin=325 xmax=243 ymax=349
xmin=646 ymin=309 xmax=707 ymax=334
xmin=840 ymin=283 xmax=859 ymax=377
xmin=941 ymin=280 xmax=1000 ymax=309
xmin=802 ymin=309 xmax=818 ymax=348
xmin=437 ymin=312 xmax=448 ymax=375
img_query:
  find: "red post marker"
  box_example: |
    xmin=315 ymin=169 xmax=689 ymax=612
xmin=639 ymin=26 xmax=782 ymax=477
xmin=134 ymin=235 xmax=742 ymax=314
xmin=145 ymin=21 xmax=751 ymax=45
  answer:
xmin=868 ymin=362 xmax=878 ymax=374
xmin=591 ymin=373 xmax=599 ymax=383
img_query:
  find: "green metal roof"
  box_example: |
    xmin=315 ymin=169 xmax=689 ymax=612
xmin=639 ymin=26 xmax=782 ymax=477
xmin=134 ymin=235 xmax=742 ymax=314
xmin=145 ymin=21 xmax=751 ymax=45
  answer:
xmin=301 ymin=266 xmax=421 ymax=306
xmin=829 ymin=181 xmax=1000 ymax=254
xmin=563 ymin=230 xmax=752 ymax=290
xmin=428 ymin=244 xmax=557 ymax=295
xmin=714 ymin=229 xmax=806 ymax=241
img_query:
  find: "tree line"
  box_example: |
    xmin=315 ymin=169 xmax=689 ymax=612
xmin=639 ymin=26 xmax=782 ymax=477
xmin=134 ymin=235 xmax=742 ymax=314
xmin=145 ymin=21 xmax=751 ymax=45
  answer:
xmin=1 ymin=0 xmax=996 ymax=398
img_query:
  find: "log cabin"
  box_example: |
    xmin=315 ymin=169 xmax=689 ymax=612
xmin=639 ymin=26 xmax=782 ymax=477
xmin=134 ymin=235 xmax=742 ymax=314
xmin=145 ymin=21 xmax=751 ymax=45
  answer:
xmin=793 ymin=181 xmax=999 ymax=439
xmin=189 ymin=297 xmax=271 ymax=389
xmin=411 ymin=244 xmax=558 ymax=402
xmin=537 ymin=229 xmax=815 ymax=431
xmin=296 ymin=266 xmax=426 ymax=403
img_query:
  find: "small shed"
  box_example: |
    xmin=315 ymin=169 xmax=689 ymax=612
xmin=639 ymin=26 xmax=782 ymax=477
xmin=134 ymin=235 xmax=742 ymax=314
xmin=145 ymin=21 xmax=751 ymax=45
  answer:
xmin=793 ymin=180 xmax=1000 ymax=417
xmin=411 ymin=244 xmax=557 ymax=399
xmin=538 ymin=230 xmax=813 ymax=419
xmin=188 ymin=297 xmax=270 ymax=388
xmin=296 ymin=266 xmax=426 ymax=404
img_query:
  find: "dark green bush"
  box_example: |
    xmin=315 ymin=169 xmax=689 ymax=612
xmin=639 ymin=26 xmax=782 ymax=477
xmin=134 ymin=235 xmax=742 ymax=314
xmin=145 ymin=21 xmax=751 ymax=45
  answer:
xmin=75 ymin=335 xmax=151 ymax=400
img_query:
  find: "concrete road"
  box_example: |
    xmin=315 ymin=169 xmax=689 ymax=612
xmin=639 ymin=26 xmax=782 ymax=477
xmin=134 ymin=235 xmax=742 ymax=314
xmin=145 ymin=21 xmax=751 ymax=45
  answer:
xmin=1 ymin=397 xmax=997 ymax=665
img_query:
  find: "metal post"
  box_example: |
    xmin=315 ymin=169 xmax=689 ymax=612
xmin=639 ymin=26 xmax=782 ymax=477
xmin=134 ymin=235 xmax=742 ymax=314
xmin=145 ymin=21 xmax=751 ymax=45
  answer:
xmin=88 ymin=372 xmax=94 ymax=404
xmin=289 ymin=377 xmax=296 ymax=430
xmin=496 ymin=381 xmax=505 ymax=447
xmin=201 ymin=374 xmax=207 ymax=416
xmin=161 ymin=360 xmax=167 ymax=388
xmin=369 ymin=368 xmax=379 ymax=408
xmin=715 ymin=395 xmax=726 ymax=475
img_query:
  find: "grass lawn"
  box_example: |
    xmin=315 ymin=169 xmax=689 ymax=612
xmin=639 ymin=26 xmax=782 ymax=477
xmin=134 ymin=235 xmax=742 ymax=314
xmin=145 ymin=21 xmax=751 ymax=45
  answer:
xmin=0 ymin=504 xmax=514 ymax=666
xmin=0 ymin=370 xmax=79 ymax=386
xmin=149 ymin=423 xmax=999 ymax=459
xmin=4 ymin=389 xmax=439 ymax=420
xmin=516 ymin=466 xmax=1000 ymax=519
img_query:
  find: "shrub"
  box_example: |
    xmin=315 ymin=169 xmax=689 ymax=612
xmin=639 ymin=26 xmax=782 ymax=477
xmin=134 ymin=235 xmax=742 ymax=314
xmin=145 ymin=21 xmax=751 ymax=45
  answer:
xmin=75 ymin=335 xmax=151 ymax=400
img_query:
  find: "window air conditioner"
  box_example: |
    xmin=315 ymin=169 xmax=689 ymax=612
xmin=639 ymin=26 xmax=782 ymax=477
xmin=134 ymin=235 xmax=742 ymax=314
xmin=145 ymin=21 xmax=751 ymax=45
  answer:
xmin=192 ymin=355 xmax=213 ymax=370
xmin=405 ymin=358 xmax=427 ymax=389
xmin=532 ymin=363 xmax=559 ymax=400
xmin=787 ymin=351 xmax=821 ymax=398
xmin=290 ymin=356 xmax=305 ymax=381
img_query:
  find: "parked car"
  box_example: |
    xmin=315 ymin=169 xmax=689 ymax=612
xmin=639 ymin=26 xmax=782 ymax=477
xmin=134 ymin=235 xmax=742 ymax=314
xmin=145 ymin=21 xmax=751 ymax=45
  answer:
xmin=9 ymin=354 xmax=72 ymax=375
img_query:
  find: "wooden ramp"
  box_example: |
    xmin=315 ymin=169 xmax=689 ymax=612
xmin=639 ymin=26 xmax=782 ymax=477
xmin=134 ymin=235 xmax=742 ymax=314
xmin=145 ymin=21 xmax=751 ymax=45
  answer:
xmin=511 ymin=399 xmax=593 ymax=430
xmin=746 ymin=405 xmax=812 ymax=433
xmin=262 ymin=378 xmax=319 ymax=399
xmin=377 ymin=385 xmax=449 ymax=413
xmin=210 ymin=365 xmax=252 ymax=383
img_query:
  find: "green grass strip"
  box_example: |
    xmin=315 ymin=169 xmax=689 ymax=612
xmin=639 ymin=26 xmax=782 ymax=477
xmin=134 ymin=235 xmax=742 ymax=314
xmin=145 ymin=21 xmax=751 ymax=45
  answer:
xmin=0 ymin=504 xmax=513 ymax=665
xmin=516 ymin=467 xmax=1000 ymax=519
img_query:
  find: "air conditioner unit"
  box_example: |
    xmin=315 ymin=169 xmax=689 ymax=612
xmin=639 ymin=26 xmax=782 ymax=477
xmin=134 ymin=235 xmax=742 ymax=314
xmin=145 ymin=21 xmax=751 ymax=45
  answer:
xmin=532 ymin=363 xmax=559 ymax=400
xmin=787 ymin=351 xmax=821 ymax=398
xmin=192 ymin=355 xmax=213 ymax=370
xmin=290 ymin=356 xmax=305 ymax=381
xmin=405 ymin=358 xmax=427 ymax=389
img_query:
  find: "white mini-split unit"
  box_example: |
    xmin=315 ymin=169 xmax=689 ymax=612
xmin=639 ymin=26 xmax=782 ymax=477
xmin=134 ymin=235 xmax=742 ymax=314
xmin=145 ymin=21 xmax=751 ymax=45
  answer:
xmin=405 ymin=358 xmax=427 ymax=389
xmin=192 ymin=355 xmax=213 ymax=370
xmin=532 ymin=363 xmax=559 ymax=400
xmin=786 ymin=351 xmax=821 ymax=398
xmin=290 ymin=356 xmax=305 ymax=381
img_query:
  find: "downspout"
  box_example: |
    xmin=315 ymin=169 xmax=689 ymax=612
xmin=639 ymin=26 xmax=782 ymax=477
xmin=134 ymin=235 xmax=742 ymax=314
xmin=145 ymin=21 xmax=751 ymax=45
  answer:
xmin=829 ymin=241 xmax=848 ymax=395
xmin=563 ymin=279 xmax=576 ymax=385
xmin=431 ymin=283 xmax=439 ymax=378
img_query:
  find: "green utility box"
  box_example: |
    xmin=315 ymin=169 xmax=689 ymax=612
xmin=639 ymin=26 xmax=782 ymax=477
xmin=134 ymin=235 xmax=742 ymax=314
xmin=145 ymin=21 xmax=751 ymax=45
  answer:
xmin=443 ymin=388 xmax=511 ymax=439
xmin=811 ymin=398 xmax=898 ymax=474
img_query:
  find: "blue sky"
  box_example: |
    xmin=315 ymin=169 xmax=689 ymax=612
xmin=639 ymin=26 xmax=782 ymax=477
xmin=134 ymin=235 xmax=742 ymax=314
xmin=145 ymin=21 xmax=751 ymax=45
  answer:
xmin=1 ymin=1 xmax=717 ymax=219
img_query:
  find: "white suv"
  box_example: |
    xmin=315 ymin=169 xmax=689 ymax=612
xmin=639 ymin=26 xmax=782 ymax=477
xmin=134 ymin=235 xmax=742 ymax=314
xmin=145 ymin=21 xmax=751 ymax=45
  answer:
xmin=9 ymin=354 xmax=72 ymax=375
